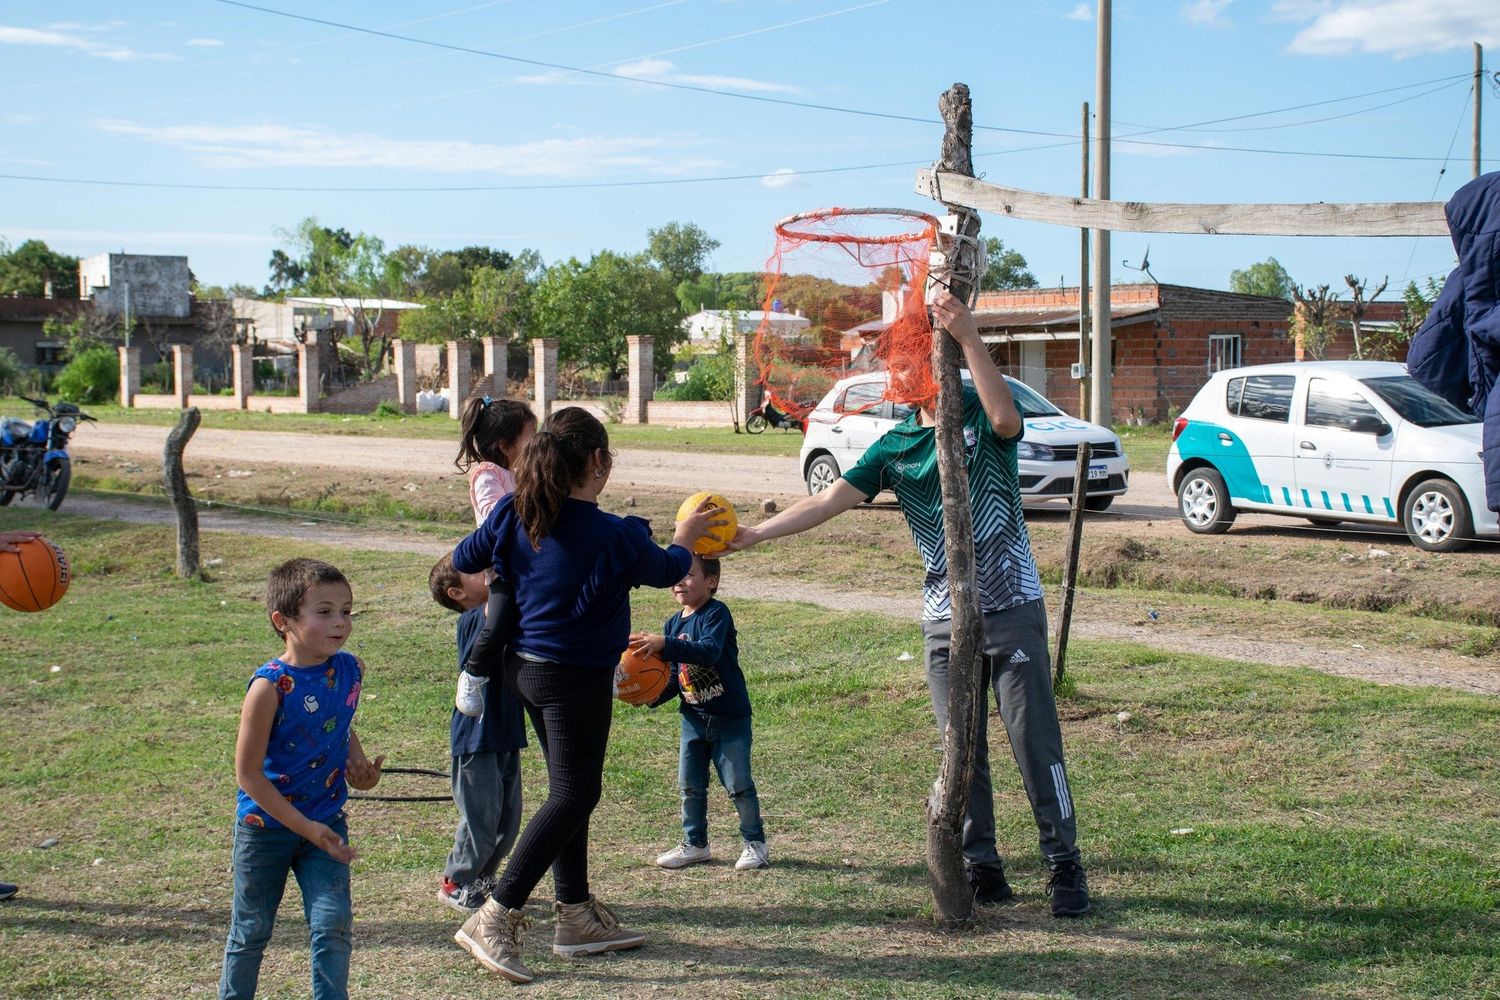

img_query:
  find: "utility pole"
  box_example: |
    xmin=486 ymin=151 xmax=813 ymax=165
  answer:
xmin=1089 ymin=0 xmax=1113 ymax=427
xmin=1475 ymin=42 xmax=1484 ymax=180
xmin=1079 ymin=100 xmax=1091 ymax=421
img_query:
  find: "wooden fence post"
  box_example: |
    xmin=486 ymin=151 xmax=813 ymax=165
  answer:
xmin=925 ymin=82 xmax=987 ymax=927
xmin=1054 ymin=442 xmax=1091 ymax=691
xmin=163 ymin=407 xmax=201 ymax=579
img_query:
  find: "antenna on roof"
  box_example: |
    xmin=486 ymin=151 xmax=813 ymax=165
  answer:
xmin=1121 ymin=244 xmax=1156 ymax=283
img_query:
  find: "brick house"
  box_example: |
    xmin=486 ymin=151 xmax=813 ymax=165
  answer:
xmin=971 ymin=283 xmax=1406 ymax=422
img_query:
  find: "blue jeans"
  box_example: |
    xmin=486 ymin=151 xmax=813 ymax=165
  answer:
xmin=679 ymin=713 xmax=764 ymax=847
xmin=219 ymin=816 xmax=353 ymax=1000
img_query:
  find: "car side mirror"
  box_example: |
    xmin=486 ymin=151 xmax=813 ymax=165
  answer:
xmin=1348 ymin=415 xmax=1391 ymax=436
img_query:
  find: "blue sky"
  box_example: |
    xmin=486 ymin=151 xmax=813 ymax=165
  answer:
xmin=1 ymin=1 xmax=1496 ymax=297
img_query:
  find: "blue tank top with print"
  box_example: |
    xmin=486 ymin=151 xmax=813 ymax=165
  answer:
xmin=236 ymin=651 xmax=363 ymax=829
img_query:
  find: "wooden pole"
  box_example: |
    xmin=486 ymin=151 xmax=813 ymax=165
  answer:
xmin=926 ymin=82 xmax=986 ymax=928
xmin=1476 ymin=42 xmax=1484 ymax=181
xmin=1053 ymin=442 xmax=1091 ymax=691
xmin=1079 ymin=100 xmax=1091 ymax=421
xmin=1089 ymin=0 xmax=1113 ymax=428
xmin=163 ymin=407 xmax=201 ymax=579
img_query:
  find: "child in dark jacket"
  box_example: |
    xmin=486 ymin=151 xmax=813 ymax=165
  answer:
xmin=630 ymin=555 xmax=768 ymax=872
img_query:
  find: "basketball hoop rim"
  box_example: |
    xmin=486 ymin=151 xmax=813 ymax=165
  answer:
xmin=774 ymin=207 xmax=941 ymax=245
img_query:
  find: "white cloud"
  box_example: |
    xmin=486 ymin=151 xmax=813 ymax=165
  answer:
xmin=89 ymin=119 xmax=709 ymax=177
xmin=613 ymin=57 xmax=800 ymax=95
xmin=1066 ymin=3 xmax=1093 ymax=20
xmin=1182 ymin=0 xmax=1233 ymax=25
xmin=760 ymin=169 xmax=807 ymax=189
xmin=186 ymin=38 xmax=224 ymax=47
xmin=0 ymin=24 xmax=174 ymax=61
xmin=1275 ymin=1 xmax=1497 ymax=57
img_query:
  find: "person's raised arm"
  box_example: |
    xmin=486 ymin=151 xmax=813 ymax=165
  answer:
xmin=728 ymin=478 xmax=866 ymax=552
xmin=931 ymin=291 xmax=1021 ymax=440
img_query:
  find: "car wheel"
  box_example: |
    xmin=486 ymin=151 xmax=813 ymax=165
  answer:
xmin=1402 ymin=478 xmax=1473 ymax=553
xmin=1177 ymin=467 xmax=1236 ymax=534
xmin=805 ymin=454 xmax=840 ymax=495
xmin=1083 ymin=494 xmax=1115 ymax=512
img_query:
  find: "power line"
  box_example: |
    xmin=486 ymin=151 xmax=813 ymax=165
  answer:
xmin=1117 ymin=80 xmax=1466 ymax=136
xmin=1399 ymin=85 xmax=1472 ymax=286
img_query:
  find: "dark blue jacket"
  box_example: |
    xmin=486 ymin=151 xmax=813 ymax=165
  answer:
xmin=1407 ymin=171 xmax=1500 ymax=510
xmin=450 ymin=606 xmax=527 ymax=756
xmin=652 ymin=599 xmax=751 ymax=720
xmin=452 ymin=494 xmax=692 ymax=669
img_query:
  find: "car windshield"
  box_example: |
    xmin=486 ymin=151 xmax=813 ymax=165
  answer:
xmin=1359 ymin=375 xmax=1476 ymax=428
xmin=1005 ymin=378 xmax=1064 ymax=418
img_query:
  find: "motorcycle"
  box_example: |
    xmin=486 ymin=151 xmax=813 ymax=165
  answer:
xmin=745 ymin=400 xmax=805 ymax=434
xmin=0 ymin=396 xmax=97 ymax=510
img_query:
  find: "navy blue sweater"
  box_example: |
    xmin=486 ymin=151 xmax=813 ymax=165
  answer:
xmin=654 ymin=599 xmax=751 ymax=720
xmin=450 ymin=606 xmax=527 ymax=756
xmin=452 ymin=495 xmax=692 ymax=670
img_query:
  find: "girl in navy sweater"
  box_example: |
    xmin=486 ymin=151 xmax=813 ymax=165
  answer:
xmin=449 ymin=406 xmax=723 ymax=984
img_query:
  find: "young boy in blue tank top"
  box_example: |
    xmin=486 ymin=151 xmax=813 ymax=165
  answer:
xmin=631 ymin=555 xmax=769 ymax=872
xmin=219 ymin=558 xmax=385 ymax=1000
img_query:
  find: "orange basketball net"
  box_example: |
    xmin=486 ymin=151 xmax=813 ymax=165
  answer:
xmin=755 ymin=207 xmax=941 ymax=418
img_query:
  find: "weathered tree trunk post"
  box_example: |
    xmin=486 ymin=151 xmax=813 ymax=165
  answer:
xmin=926 ymin=83 xmax=987 ymax=927
xmin=1054 ymin=442 xmax=1091 ymax=691
xmin=163 ymin=407 xmax=202 ymax=579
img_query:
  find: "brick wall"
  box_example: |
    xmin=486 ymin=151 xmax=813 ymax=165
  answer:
xmin=320 ymin=375 xmax=399 ymax=414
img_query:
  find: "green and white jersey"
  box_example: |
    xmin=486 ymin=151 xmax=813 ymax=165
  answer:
xmin=842 ymin=387 xmax=1042 ymax=621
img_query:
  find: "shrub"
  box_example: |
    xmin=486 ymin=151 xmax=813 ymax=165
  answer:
xmin=657 ymin=353 xmax=734 ymax=402
xmin=0 ymin=347 xmax=21 ymax=396
xmin=372 ymin=400 xmax=404 ymax=418
xmin=54 ymin=346 xmax=120 ymax=404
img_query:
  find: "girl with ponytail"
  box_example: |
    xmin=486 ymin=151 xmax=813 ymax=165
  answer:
xmin=449 ymin=406 xmax=725 ymax=983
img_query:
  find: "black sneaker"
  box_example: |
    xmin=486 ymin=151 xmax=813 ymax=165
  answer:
xmin=0 ymin=882 xmax=17 ymax=901
xmin=1046 ymin=861 xmax=1091 ymax=917
xmin=968 ymin=864 xmax=1014 ymax=906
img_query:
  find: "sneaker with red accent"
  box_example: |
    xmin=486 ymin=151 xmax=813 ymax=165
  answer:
xmin=438 ymin=876 xmax=489 ymax=914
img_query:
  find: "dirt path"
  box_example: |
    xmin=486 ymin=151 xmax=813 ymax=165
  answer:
xmin=60 ymin=494 xmax=1500 ymax=697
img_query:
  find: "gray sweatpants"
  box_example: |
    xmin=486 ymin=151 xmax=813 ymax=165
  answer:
xmin=444 ymin=750 xmax=523 ymax=885
xmin=922 ymin=598 xmax=1081 ymax=872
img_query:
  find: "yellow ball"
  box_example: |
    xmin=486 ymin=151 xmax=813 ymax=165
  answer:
xmin=677 ymin=491 xmax=737 ymax=556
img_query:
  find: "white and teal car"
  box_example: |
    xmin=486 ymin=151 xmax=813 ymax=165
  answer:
xmin=1168 ymin=360 xmax=1494 ymax=552
xmin=798 ymin=370 xmax=1130 ymax=508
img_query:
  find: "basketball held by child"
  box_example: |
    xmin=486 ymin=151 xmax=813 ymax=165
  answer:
xmin=0 ymin=536 xmax=70 ymax=612
xmin=677 ymin=492 xmax=736 ymax=555
xmin=615 ymin=647 xmax=671 ymax=706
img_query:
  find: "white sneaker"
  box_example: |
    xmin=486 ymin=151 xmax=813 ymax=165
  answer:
xmin=455 ymin=671 xmax=487 ymax=718
xmin=735 ymin=841 xmax=769 ymax=871
xmin=655 ymin=842 xmax=712 ymax=869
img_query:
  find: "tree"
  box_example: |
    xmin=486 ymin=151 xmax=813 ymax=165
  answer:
xmin=979 ymin=237 xmax=1038 ymax=291
xmin=1290 ymin=282 xmax=1340 ymax=360
xmin=397 ymin=251 xmax=542 ymax=345
xmin=1229 ymin=257 xmax=1293 ymax=300
xmin=531 ymin=251 xmax=681 ymax=377
xmin=1343 ymin=273 xmax=1389 ymax=360
xmin=675 ymin=271 xmax=761 ymax=316
xmin=0 ymin=239 xmax=80 ymax=299
xmin=646 ymin=222 xmax=720 ymax=288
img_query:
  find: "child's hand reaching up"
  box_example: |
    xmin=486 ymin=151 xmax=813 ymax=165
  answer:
xmin=628 ymin=631 xmax=666 ymax=657
xmin=307 ymin=821 xmax=358 ymax=864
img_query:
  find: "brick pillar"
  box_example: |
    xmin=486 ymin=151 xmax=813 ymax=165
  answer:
xmin=171 ymin=344 xmax=193 ymax=408
xmin=533 ymin=337 xmax=559 ymax=417
xmin=118 ymin=345 xmax=140 ymax=407
xmin=297 ymin=337 xmax=321 ymax=413
xmin=625 ymin=335 xmax=654 ymax=424
xmin=482 ymin=336 xmax=507 ymax=399
xmin=448 ymin=339 xmax=472 ymax=419
xmin=734 ymin=332 xmax=760 ymax=430
xmin=392 ymin=338 xmax=417 ymax=412
xmin=231 ymin=343 xmax=253 ymax=410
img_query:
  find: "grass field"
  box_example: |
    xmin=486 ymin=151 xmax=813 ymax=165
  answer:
xmin=1 ymin=511 xmax=1497 ymax=998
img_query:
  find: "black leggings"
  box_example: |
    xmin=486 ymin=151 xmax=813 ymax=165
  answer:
xmin=491 ymin=657 xmax=614 ymax=910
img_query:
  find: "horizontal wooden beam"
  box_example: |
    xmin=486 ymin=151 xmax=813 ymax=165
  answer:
xmin=916 ymin=169 xmax=1449 ymax=237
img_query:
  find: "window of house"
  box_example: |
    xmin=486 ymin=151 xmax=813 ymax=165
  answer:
xmin=1306 ymin=377 xmax=1381 ymax=429
xmin=1234 ymin=374 xmax=1294 ymax=422
xmin=1208 ymin=333 xmax=1244 ymax=372
xmin=35 ymin=341 xmax=67 ymax=366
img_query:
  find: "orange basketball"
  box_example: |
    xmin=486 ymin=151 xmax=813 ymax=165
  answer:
xmin=676 ymin=491 xmax=737 ymax=556
xmin=615 ymin=646 xmax=671 ymax=706
xmin=0 ymin=536 xmax=70 ymax=613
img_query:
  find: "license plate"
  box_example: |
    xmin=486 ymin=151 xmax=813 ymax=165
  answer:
xmin=1087 ymin=464 xmax=1108 ymax=481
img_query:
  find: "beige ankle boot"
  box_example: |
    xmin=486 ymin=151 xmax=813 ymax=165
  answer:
xmin=455 ymin=899 xmax=534 ymax=983
xmin=551 ymin=895 xmax=647 ymax=957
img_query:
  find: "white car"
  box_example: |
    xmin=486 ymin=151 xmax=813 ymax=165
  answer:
xmin=1167 ymin=360 xmax=1493 ymax=552
xmin=798 ymin=371 xmax=1130 ymax=508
